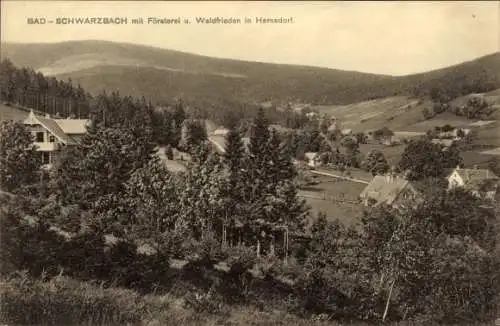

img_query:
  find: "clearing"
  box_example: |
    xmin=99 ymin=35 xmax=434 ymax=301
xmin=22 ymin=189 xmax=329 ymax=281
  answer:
xmin=359 ymin=143 xmax=406 ymax=166
xmin=481 ymin=147 xmax=500 ymax=156
xmin=299 ymin=174 xmax=366 ymax=227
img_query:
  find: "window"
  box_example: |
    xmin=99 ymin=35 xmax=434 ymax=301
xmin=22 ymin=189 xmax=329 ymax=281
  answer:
xmin=42 ymin=152 xmax=50 ymax=165
xmin=36 ymin=132 xmax=44 ymax=142
xmin=49 ymin=135 xmax=55 ymax=143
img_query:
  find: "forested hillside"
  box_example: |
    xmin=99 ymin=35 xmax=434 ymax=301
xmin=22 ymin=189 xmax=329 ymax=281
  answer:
xmin=2 ymin=41 xmax=499 ymax=110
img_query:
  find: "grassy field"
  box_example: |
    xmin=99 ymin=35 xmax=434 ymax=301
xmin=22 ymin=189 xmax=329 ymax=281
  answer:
xmin=0 ymin=103 xmax=31 ymax=122
xmin=299 ymin=174 xmax=366 ymax=227
xmin=315 ymin=167 xmax=373 ymax=183
xmin=313 ymin=96 xmax=426 ymax=133
xmin=1 ymin=274 xmax=340 ymax=326
xmin=3 ymin=274 xmax=497 ymax=326
xmin=481 ymin=147 xmax=500 ymax=156
xmin=460 ymin=151 xmax=497 ymax=169
xmin=405 ymin=112 xmax=472 ymax=132
xmin=359 ymin=143 xmax=406 ymax=166
xmin=360 ymin=139 xmax=497 ymax=168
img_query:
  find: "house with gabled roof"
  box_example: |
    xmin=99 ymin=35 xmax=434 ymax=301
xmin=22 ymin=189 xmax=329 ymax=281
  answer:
xmin=22 ymin=110 xmax=89 ymax=168
xmin=447 ymin=166 xmax=499 ymax=200
xmin=304 ymin=152 xmax=321 ymax=168
xmin=359 ymin=173 xmax=420 ymax=208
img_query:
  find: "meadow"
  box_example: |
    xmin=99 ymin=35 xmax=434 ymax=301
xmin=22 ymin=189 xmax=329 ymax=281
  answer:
xmin=3 ymin=274 xmax=497 ymax=326
xmin=298 ymin=174 xmax=366 ymax=227
xmin=358 ymin=143 xmax=406 ymax=166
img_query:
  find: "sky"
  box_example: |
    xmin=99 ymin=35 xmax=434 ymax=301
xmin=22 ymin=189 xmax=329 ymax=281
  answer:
xmin=1 ymin=1 xmax=499 ymax=76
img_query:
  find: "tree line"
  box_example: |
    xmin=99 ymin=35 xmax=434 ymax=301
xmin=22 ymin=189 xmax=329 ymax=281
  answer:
xmin=0 ymin=59 xmax=91 ymax=118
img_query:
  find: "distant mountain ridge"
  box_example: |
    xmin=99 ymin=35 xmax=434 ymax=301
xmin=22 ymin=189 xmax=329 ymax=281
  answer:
xmin=1 ymin=40 xmax=499 ymax=107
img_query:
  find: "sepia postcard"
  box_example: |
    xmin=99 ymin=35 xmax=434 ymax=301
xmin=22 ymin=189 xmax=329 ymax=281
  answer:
xmin=0 ymin=1 xmax=499 ymax=325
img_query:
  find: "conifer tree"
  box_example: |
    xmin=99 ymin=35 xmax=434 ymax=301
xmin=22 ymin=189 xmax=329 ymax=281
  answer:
xmin=224 ymin=126 xmax=246 ymax=193
xmin=247 ymin=107 xmax=271 ymax=192
xmin=276 ymin=139 xmax=297 ymax=182
xmin=267 ymin=128 xmax=283 ymax=193
xmin=249 ymin=107 xmax=270 ymax=162
xmin=176 ymin=142 xmax=227 ymax=241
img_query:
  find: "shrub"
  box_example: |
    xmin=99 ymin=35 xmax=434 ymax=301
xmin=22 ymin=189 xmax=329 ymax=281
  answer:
xmin=184 ymin=287 xmax=226 ymax=316
xmin=0 ymin=273 xmax=147 ymax=325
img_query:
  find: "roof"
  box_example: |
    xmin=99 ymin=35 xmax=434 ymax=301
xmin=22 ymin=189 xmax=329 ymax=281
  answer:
xmin=212 ymin=128 xmax=229 ymax=136
xmin=207 ymin=135 xmax=250 ymax=154
xmin=0 ymin=104 xmax=29 ymax=122
xmin=54 ymin=119 xmax=89 ymax=134
xmin=304 ymin=152 xmax=318 ymax=160
xmin=154 ymin=147 xmax=187 ymax=173
xmin=36 ymin=115 xmax=76 ymax=145
xmin=327 ymin=124 xmax=336 ymax=131
xmin=23 ymin=111 xmax=76 ymax=145
xmin=452 ymin=168 xmax=498 ymax=186
xmin=431 ymin=139 xmax=454 ymax=147
xmin=359 ymin=175 xmax=414 ymax=206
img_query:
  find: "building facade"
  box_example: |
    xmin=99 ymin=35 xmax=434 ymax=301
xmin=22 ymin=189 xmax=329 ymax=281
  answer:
xmin=359 ymin=174 xmax=420 ymax=208
xmin=23 ymin=110 xmax=89 ymax=168
xmin=447 ymin=166 xmax=499 ymax=200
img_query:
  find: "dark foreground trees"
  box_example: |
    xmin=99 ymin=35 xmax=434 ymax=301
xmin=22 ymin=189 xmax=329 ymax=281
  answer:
xmin=0 ymin=121 xmax=40 ymax=193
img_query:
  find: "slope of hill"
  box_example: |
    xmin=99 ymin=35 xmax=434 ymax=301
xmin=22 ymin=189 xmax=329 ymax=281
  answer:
xmin=2 ymin=41 xmax=499 ymax=108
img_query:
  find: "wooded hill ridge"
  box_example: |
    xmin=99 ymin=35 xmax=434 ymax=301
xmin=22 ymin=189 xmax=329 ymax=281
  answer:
xmin=2 ymin=41 xmax=499 ymax=108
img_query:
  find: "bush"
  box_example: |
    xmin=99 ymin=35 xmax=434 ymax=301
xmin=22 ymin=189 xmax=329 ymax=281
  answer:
xmin=184 ymin=287 xmax=226 ymax=315
xmin=0 ymin=273 xmax=148 ymax=325
xmin=0 ymin=204 xmax=67 ymax=277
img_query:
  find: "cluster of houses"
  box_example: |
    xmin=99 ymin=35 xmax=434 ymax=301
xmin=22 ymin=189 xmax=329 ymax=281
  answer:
xmin=430 ymin=126 xmax=472 ymax=148
xmin=359 ymin=165 xmax=499 ymax=208
xmin=2 ymin=106 xmax=498 ymax=212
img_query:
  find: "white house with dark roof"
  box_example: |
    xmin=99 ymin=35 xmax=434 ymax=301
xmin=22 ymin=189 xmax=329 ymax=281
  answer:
xmin=359 ymin=174 xmax=420 ymax=208
xmin=22 ymin=110 xmax=89 ymax=168
xmin=447 ymin=166 xmax=499 ymax=200
xmin=304 ymin=152 xmax=320 ymax=168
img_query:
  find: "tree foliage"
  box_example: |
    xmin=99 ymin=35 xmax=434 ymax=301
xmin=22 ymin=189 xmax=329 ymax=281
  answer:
xmin=0 ymin=121 xmax=40 ymax=193
xmin=398 ymin=138 xmax=462 ymax=181
xmin=362 ymin=150 xmax=390 ymax=176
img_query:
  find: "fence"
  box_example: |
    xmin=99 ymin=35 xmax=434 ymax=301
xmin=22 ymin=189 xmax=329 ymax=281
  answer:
xmin=298 ymin=191 xmax=360 ymax=205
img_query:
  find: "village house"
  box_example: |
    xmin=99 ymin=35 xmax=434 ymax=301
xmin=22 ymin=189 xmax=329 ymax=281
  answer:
xmin=391 ymin=131 xmax=426 ymax=144
xmin=22 ymin=110 xmax=89 ymax=168
xmin=304 ymin=152 xmax=320 ymax=168
xmin=212 ymin=128 xmax=229 ymax=136
xmin=305 ymin=111 xmax=318 ymax=119
xmin=359 ymin=173 xmax=420 ymax=208
xmin=340 ymin=128 xmax=353 ymax=136
xmin=438 ymin=127 xmax=471 ymax=140
xmin=431 ymin=138 xmax=455 ymax=148
xmin=447 ymin=166 xmax=499 ymax=200
xmin=327 ymin=120 xmax=341 ymax=133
